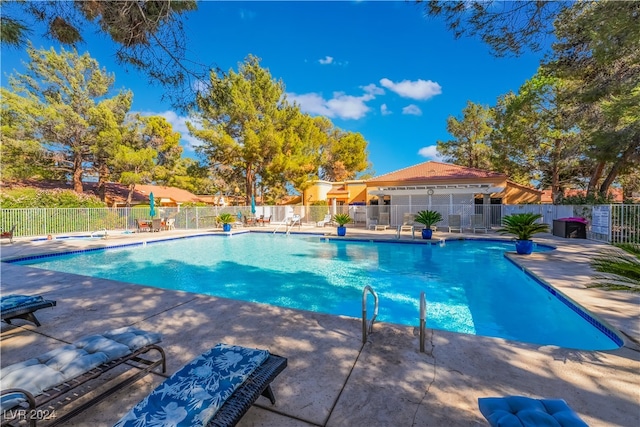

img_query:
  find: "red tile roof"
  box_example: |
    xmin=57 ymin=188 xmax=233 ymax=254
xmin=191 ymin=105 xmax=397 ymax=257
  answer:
xmin=367 ymin=161 xmax=506 ymax=184
xmin=541 ymin=188 xmax=624 ymax=203
xmin=135 ymin=184 xmax=203 ymax=204
xmin=4 ymin=180 xmax=205 ymax=205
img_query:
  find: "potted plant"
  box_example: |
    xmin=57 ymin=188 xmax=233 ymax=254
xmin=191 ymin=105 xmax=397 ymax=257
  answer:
xmin=217 ymin=212 xmax=235 ymax=232
xmin=333 ymin=213 xmax=352 ymax=236
xmin=414 ymin=210 xmax=443 ymax=239
xmin=497 ymin=213 xmax=550 ymax=255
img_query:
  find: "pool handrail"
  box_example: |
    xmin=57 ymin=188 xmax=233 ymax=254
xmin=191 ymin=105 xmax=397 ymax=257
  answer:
xmin=362 ymin=285 xmax=379 ymax=344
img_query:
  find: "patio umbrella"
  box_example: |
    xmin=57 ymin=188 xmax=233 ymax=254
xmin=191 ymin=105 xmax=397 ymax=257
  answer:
xmin=251 ymin=194 xmax=256 ymax=214
xmin=149 ymin=192 xmax=156 ymax=218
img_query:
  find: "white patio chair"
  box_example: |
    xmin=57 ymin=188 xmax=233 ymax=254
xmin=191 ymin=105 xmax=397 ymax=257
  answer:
xmin=471 ymin=214 xmax=488 ymax=233
xmin=448 ymin=215 xmax=462 ymax=233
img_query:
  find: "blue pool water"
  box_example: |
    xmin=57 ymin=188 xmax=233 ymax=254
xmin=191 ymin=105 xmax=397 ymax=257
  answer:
xmin=12 ymin=234 xmax=620 ymax=350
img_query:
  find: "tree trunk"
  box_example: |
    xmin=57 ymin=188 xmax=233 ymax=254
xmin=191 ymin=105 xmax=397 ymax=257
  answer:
xmin=126 ymin=183 xmax=135 ymax=207
xmin=599 ymin=142 xmax=638 ymax=197
xmin=551 ymin=168 xmax=561 ymax=204
xmin=73 ymin=153 xmax=84 ymax=193
xmin=587 ymin=161 xmax=605 ymax=198
xmin=245 ymin=165 xmax=254 ymax=206
xmin=550 ymin=140 xmax=562 ymax=204
xmin=97 ymin=163 xmax=109 ymax=202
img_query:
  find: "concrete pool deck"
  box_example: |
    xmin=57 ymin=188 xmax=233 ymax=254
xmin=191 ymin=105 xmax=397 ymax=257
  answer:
xmin=1 ymin=227 xmax=639 ymax=426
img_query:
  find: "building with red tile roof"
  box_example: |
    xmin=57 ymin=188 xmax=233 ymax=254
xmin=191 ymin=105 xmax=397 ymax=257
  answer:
xmin=134 ymin=184 xmax=204 ymax=207
xmin=303 ymin=161 xmax=542 ymax=208
xmin=4 ymin=180 xmax=207 ymax=207
xmin=540 ymin=188 xmax=626 ymax=204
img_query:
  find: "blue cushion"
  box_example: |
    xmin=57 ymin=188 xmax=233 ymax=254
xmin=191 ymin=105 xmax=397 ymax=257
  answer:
xmin=114 ymin=343 xmax=269 ymax=427
xmin=1 ymin=294 xmax=45 ymax=311
xmin=478 ymin=396 xmax=588 ymax=427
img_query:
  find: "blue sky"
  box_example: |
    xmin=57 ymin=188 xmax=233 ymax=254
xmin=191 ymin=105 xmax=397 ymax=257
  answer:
xmin=1 ymin=1 xmax=547 ymax=177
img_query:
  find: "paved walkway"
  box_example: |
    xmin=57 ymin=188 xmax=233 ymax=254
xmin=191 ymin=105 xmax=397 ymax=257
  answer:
xmin=1 ymin=227 xmax=639 ymax=426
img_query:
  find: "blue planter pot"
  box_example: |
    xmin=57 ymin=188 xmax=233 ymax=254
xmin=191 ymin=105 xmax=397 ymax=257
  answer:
xmin=515 ymin=239 xmax=534 ymax=255
xmin=223 ymin=223 xmax=232 ymax=232
xmin=337 ymin=226 xmax=346 ymax=236
xmin=421 ymin=228 xmax=433 ymax=239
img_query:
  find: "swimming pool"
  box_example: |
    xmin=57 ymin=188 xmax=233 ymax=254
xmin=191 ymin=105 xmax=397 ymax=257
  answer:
xmin=11 ymin=234 xmax=621 ymax=350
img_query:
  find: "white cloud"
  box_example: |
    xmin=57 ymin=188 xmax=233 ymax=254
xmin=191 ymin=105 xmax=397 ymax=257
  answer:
xmin=287 ymin=84 xmax=383 ymax=120
xmin=379 ymin=78 xmax=442 ymax=100
xmin=361 ymin=83 xmax=385 ymax=99
xmin=319 ymin=56 xmax=334 ymax=65
xmin=326 ymin=93 xmax=371 ymax=120
xmin=286 ymin=93 xmax=335 ymax=117
xmin=418 ymin=145 xmax=443 ymax=160
xmin=139 ymin=110 xmax=203 ymax=151
xmin=402 ymin=104 xmax=423 ymax=116
xmin=380 ymin=104 xmax=392 ymax=115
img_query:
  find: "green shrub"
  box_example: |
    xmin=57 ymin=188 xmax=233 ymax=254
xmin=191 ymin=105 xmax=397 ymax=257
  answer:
xmin=217 ymin=212 xmax=235 ymax=224
xmin=414 ymin=210 xmax=443 ymax=228
xmin=0 ymin=188 xmax=105 ymax=208
xmin=590 ymin=244 xmax=640 ymax=292
xmin=497 ymin=213 xmax=550 ymax=240
xmin=333 ymin=213 xmax=352 ymax=226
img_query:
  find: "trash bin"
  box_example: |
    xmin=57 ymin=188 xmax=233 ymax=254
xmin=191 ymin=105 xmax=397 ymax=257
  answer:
xmin=553 ymin=217 xmax=587 ymax=239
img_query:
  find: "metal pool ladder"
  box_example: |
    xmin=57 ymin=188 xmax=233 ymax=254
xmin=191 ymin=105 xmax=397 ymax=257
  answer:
xmin=362 ymin=285 xmax=379 ymax=343
xmin=420 ymin=291 xmax=427 ymax=352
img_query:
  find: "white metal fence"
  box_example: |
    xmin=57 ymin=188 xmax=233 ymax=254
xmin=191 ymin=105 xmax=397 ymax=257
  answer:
xmin=1 ymin=204 xmax=638 ymax=245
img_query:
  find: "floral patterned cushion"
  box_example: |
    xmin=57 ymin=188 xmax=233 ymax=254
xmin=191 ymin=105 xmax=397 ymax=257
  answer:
xmin=114 ymin=343 xmax=269 ymax=427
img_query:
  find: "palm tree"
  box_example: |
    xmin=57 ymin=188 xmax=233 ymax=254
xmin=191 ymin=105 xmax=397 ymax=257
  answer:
xmin=590 ymin=243 xmax=640 ymax=292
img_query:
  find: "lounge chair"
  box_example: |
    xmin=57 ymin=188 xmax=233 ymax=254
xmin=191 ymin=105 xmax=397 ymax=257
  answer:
xmin=375 ymin=213 xmax=390 ymax=231
xmin=114 ymin=343 xmax=287 ymax=427
xmin=448 ymin=214 xmax=462 ymax=233
xmin=471 ymin=214 xmax=488 ymax=233
xmin=397 ymin=213 xmax=416 ymax=238
xmin=244 ymin=215 xmax=258 ymax=227
xmin=1 ymin=224 xmax=16 ymax=243
xmin=478 ymin=396 xmax=588 ymax=427
xmin=289 ymin=214 xmax=301 ymax=229
xmin=1 ymin=294 xmax=56 ymax=327
xmin=0 ymin=327 xmax=165 ymax=426
xmin=317 ymin=214 xmax=333 ymax=227
xmin=258 ymin=215 xmax=272 ymax=226
xmin=136 ymin=219 xmax=151 ymax=232
xmin=151 ymin=218 xmax=163 ymax=232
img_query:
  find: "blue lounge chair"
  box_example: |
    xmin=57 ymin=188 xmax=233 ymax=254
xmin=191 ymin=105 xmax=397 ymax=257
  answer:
xmin=115 ymin=343 xmax=287 ymax=427
xmin=478 ymin=396 xmax=588 ymax=426
xmin=1 ymin=294 xmax=56 ymax=327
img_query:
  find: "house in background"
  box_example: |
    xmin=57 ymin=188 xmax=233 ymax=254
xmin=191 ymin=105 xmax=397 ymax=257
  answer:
xmin=302 ymin=180 xmax=368 ymax=206
xmin=133 ymin=184 xmax=204 ymax=208
xmin=540 ymin=188 xmax=626 ymax=204
xmin=302 ymin=161 xmax=542 ymax=227
xmin=365 ymin=161 xmax=541 ymax=207
xmin=304 ymin=161 xmax=541 ymax=207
